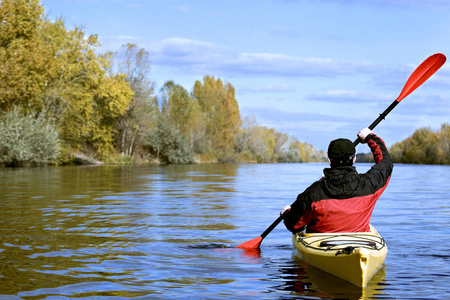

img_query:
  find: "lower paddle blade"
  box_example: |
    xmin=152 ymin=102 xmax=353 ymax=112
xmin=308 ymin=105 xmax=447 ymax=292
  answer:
xmin=236 ymin=236 xmax=263 ymax=249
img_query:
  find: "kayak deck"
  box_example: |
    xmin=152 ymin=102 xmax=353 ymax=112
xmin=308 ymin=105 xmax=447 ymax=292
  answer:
xmin=292 ymin=225 xmax=387 ymax=287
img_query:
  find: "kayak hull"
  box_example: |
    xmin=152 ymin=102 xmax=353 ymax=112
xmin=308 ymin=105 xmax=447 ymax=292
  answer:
xmin=292 ymin=225 xmax=387 ymax=287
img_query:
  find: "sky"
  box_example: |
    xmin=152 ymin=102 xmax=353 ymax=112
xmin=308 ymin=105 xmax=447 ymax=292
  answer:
xmin=40 ymin=0 xmax=450 ymax=152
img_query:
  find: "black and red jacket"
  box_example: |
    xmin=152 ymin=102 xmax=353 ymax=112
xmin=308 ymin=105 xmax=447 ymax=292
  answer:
xmin=283 ymin=134 xmax=393 ymax=233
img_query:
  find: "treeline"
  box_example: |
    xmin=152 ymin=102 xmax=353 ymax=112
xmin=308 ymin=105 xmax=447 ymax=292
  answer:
xmin=356 ymin=124 xmax=450 ymax=165
xmin=0 ymin=0 xmax=326 ymax=166
xmin=389 ymin=124 xmax=450 ymax=165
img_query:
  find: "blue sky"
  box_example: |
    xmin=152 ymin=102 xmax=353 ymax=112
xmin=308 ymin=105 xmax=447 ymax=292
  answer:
xmin=40 ymin=0 xmax=450 ymax=152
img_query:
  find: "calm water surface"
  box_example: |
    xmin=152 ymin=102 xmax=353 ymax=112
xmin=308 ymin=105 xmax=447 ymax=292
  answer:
xmin=0 ymin=163 xmax=449 ymax=299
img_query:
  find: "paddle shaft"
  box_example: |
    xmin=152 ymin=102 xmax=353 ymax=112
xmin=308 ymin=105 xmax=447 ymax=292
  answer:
xmin=352 ymin=99 xmax=399 ymax=147
xmin=247 ymin=99 xmax=401 ymax=246
xmin=261 ymin=215 xmax=284 ymax=239
xmin=237 ymin=53 xmax=446 ymax=249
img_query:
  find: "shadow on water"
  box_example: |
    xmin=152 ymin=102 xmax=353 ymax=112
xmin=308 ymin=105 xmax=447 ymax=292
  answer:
xmin=186 ymin=243 xmax=231 ymax=249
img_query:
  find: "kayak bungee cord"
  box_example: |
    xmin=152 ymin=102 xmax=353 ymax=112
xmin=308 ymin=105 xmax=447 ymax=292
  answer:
xmin=297 ymin=233 xmax=387 ymax=254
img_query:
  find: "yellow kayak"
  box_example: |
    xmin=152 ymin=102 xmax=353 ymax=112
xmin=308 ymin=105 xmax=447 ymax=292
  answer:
xmin=292 ymin=225 xmax=387 ymax=287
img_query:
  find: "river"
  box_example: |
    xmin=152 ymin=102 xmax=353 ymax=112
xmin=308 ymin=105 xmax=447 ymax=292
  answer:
xmin=0 ymin=163 xmax=449 ymax=299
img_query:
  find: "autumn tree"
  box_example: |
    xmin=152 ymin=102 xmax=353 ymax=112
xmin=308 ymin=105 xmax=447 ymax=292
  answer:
xmin=235 ymin=115 xmax=259 ymax=161
xmin=40 ymin=19 xmax=133 ymax=159
xmin=436 ymin=123 xmax=450 ymax=164
xmin=390 ymin=123 xmax=450 ymax=165
xmin=272 ymin=130 xmax=290 ymax=161
xmin=112 ymin=44 xmax=157 ymax=157
xmin=388 ymin=142 xmax=405 ymax=163
xmin=192 ymin=75 xmax=241 ymax=158
xmin=159 ymin=80 xmax=204 ymax=153
xmin=287 ymin=139 xmax=326 ymax=163
xmin=0 ymin=0 xmax=55 ymax=111
xmin=236 ymin=115 xmax=326 ymax=163
xmin=0 ymin=0 xmax=135 ymax=160
xmin=237 ymin=116 xmax=289 ymax=162
xmin=401 ymin=127 xmax=439 ymax=164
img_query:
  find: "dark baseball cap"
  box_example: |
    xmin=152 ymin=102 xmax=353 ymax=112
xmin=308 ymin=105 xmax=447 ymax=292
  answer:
xmin=327 ymin=138 xmax=355 ymax=159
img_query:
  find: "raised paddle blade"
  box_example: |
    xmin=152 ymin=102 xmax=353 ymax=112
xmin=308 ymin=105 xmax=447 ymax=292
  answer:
xmin=397 ymin=53 xmax=446 ymax=102
xmin=236 ymin=236 xmax=263 ymax=249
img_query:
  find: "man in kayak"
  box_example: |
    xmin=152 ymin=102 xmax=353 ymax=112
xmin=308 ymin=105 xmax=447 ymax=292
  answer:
xmin=281 ymin=127 xmax=393 ymax=233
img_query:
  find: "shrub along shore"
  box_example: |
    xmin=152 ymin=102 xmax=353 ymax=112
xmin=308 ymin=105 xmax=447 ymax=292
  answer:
xmin=0 ymin=1 xmax=329 ymax=167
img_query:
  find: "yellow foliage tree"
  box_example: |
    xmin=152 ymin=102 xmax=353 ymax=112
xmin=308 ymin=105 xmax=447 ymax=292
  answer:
xmin=236 ymin=115 xmax=326 ymax=163
xmin=192 ymin=75 xmax=241 ymax=157
xmin=0 ymin=0 xmax=134 ymax=160
xmin=0 ymin=0 xmax=56 ymax=111
xmin=41 ymin=20 xmax=133 ymax=159
xmin=393 ymin=127 xmax=439 ymax=164
xmin=160 ymin=80 xmax=204 ymax=152
xmin=436 ymin=123 xmax=450 ymax=164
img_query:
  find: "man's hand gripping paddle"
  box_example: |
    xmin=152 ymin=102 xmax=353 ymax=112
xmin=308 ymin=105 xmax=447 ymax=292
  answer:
xmin=237 ymin=53 xmax=446 ymax=249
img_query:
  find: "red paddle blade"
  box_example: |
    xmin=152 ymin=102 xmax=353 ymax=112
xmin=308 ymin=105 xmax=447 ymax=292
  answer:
xmin=397 ymin=53 xmax=446 ymax=102
xmin=236 ymin=236 xmax=263 ymax=249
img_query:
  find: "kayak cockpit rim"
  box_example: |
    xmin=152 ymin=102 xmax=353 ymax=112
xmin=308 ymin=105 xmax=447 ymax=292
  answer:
xmin=296 ymin=232 xmax=387 ymax=253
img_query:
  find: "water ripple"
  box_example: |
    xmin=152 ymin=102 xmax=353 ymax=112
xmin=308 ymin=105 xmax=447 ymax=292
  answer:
xmin=0 ymin=164 xmax=449 ymax=299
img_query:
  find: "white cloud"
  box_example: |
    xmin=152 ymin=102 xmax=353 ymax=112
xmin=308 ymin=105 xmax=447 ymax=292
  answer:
xmin=243 ymin=84 xmax=295 ymax=93
xmin=396 ymin=94 xmax=450 ymax=116
xmin=308 ymin=90 xmax=393 ymax=103
xmin=149 ymin=38 xmax=234 ymax=64
xmin=144 ymin=37 xmax=378 ymax=77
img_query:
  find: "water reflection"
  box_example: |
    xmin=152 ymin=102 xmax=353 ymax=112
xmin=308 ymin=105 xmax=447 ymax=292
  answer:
xmin=0 ymin=165 xmax=241 ymax=298
xmin=0 ymin=164 xmax=449 ymax=299
xmin=267 ymin=256 xmax=387 ymax=299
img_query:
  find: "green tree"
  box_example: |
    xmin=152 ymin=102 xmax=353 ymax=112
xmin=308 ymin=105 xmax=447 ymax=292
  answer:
xmin=389 ymin=127 xmax=439 ymax=164
xmin=234 ymin=117 xmax=271 ymax=162
xmin=402 ymin=127 xmax=438 ymax=164
xmin=273 ymin=130 xmax=290 ymax=161
xmin=112 ymin=44 xmax=157 ymax=157
xmin=437 ymin=123 xmax=450 ymax=164
xmin=389 ymin=141 xmax=406 ymax=163
xmin=144 ymin=115 xmax=194 ymax=164
xmin=235 ymin=115 xmax=258 ymax=162
xmin=160 ymin=80 xmax=204 ymax=153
